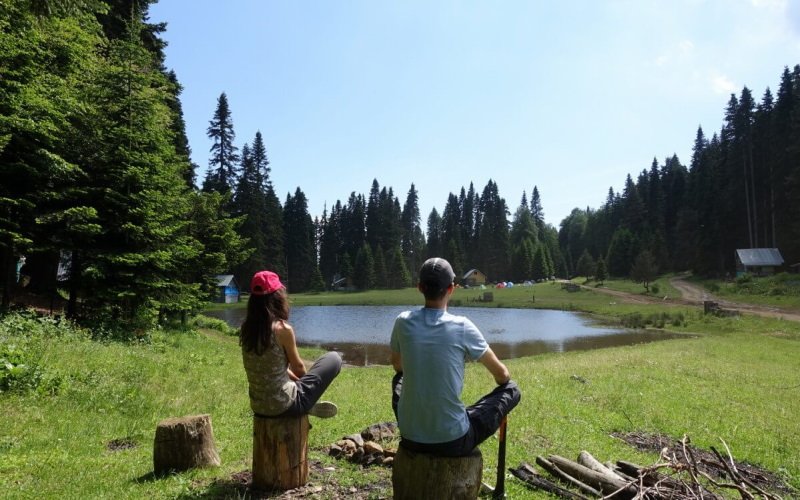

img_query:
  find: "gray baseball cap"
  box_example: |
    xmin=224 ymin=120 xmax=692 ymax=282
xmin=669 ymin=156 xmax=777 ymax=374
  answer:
xmin=419 ymin=257 xmax=456 ymax=289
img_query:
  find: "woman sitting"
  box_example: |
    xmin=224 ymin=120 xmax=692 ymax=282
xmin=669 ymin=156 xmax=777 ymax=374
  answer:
xmin=240 ymin=270 xmax=341 ymax=418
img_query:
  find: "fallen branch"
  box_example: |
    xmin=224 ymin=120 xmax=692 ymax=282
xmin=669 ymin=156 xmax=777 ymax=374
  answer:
xmin=510 ymin=462 xmax=590 ymax=500
xmin=536 ymin=455 xmax=603 ymax=497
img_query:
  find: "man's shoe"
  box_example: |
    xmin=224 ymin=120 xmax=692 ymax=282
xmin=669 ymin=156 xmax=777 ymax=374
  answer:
xmin=308 ymin=401 xmax=338 ymax=418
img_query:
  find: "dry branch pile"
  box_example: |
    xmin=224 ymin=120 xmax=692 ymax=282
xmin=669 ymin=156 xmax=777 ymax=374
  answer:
xmin=510 ymin=436 xmax=788 ymax=499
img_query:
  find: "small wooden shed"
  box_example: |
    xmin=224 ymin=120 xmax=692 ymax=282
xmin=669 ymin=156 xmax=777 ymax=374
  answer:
xmin=735 ymin=248 xmax=784 ymax=276
xmin=214 ymin=274 xmax=240 ymax=303
xmin=462 ymin=269 xmax=487 ymax=287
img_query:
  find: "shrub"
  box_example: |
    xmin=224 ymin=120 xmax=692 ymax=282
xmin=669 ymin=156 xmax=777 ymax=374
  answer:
xmin=191 ymin=315 xmax=238 ymax=336
xmin=0 ymin=313 xmax=76 ymax=395
xmin=650 ymin=284 xmax=660 ymax=295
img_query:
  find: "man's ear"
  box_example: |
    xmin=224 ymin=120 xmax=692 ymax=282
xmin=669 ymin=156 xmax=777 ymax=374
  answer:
xmin=417 ymin=282 xmax=425 ymax=294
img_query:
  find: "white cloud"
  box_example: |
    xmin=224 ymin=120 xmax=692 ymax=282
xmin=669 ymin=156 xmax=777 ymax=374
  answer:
xmin=679 ymin=40 xmax=694 ymax=53
xmin=710 ymin=72 xmax=737 ymax=95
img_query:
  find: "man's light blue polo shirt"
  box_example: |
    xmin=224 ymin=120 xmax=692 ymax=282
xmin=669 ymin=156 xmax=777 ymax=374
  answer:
xmin=390 ymin=307 xmax=489 ymax=443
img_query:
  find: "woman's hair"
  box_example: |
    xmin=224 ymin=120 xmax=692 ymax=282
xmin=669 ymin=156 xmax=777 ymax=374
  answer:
xmin=239 ymin=288 xmax=290 ymax=354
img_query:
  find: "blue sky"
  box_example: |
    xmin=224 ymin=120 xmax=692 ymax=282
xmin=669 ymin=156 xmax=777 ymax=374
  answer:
xmin=150 ymin=0 xmax=800 ymax=228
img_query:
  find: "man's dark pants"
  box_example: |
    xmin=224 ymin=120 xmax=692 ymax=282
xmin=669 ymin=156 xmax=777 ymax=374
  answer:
xmin=391 ymin=372 xmax=521 ymax=457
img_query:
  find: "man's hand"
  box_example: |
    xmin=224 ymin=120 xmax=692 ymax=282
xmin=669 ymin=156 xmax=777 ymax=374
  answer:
xmin=479 ymin=348 xmax=511 ymax=385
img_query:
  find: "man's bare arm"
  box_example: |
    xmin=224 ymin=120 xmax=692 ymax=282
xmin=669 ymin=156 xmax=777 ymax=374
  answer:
xmin=391 ymin=351 xmax=403 ymax=373
xmin=479 ymin=347 xmax=510 ymax=385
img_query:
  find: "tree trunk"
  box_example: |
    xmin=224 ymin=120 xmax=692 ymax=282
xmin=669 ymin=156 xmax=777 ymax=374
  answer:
xmin=252 ymin=414 xmax=309 ymax=490
xmin=153 ymin=414 xmax=220 ymax=475
xmin=392 ymin=446 xmax=483 ymax=500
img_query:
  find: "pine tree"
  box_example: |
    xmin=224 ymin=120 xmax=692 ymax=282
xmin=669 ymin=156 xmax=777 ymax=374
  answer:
xmin=283 ymin=188 xmax=316 ymax=292
xmin=0 ymin=4 xmax=103 ymax=308
xmin=595 ymin=257 xmax=608 ymax=285
xmin=531 ymin=244 xmax=548 ymax=281
xmin=231 ymin=143 xmax=267 ymax=286
xmin=575 ymin=250 xmax=596 ymax=280
xmin=373 ymin=245 xmax=388 ymax=288
xmin=353 ymin=243 xmax=376 ymax=290
xmin=401 ymin=184 xmax=425 ymax=275
xmin=530 ymin=186 xmax=545 ymax=235
xmin=476 ymin=180 xmax=510 ymax=280
xmin=76 ymin=18 xmax=205 ymax=326
xmin=387 ymin=245 xmax=412 ymax=289
xmin=426 ymin=208 xmax=443 ymax=258
xmin=511 ymin=200 xmax=537 ymax=247
xmin=606 ymin=228 xmax=639 ymax=277
xmin=630 ymin=250 xmax=658 ymax=292
xmin=203 ymin=92 xmax=239 ymax=194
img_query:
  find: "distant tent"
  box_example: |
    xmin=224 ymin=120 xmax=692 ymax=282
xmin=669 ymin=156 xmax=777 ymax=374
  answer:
xmin=735 ymin=248 xmax=784 ymax=276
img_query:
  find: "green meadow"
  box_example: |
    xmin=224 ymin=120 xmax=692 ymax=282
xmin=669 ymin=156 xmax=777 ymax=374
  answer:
xmin=2 ymin=282 xmax=799 ymax=498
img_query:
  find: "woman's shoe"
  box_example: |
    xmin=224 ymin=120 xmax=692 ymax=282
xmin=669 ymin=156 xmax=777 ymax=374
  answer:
xmin=308 ymin=401 xmax=338 ymax=418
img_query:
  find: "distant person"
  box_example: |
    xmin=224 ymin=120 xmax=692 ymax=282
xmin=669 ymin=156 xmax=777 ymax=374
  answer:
xmin=241 ymin=270 xmax=341 ymax=419
xmin=390 ymin=257 xmax=521 ymax=456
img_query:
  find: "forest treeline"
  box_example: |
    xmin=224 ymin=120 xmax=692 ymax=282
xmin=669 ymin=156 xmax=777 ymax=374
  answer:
xmin=2 ymin=1 xmax=799 ymax=332
xmin=560 ymin=66 xmax=800 ymax=279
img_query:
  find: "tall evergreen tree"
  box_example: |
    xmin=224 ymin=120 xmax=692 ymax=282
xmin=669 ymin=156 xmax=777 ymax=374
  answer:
xmin=476 ymin=180 xmax=510 ymax=280
xmin=231 ymin=143 xmax=267 ymax=286
xmin=401 ymin=184 xmax=425 ymax=275
xmin=353 ymin=242 xmax=376 ymax=290
xmin=203 ymin=92 xmax=239 ymax=194
xmin=426 ymin=208 xmax=443 ymax=258
xmin=530 ymin=186 xmax=546 ymax=235
xmin=283 ymin=188 xmax=315 ymax=292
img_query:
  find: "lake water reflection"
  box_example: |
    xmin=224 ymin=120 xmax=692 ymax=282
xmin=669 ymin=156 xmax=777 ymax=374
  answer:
xmin=207 ymin=305 xmax=685 ymax=366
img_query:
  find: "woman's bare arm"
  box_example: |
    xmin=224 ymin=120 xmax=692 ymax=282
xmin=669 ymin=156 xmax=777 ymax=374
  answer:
xmin=274 ymin=320 xmax=306 ymax=378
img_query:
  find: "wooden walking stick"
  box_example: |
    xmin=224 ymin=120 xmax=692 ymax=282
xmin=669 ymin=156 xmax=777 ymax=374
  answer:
xmin=493 ymin=415 xmax=508 ymax=498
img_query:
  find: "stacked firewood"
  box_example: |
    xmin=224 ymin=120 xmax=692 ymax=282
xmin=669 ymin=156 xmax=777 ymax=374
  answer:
xmin=510 ymin=436 xmax=785 ymax=499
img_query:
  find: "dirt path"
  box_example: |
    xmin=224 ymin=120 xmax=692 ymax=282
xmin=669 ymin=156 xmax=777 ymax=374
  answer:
xmin=669 ymin=275 xmax=800 ymax=322
xmin=575 ymin=277 xmax=800 ymax=322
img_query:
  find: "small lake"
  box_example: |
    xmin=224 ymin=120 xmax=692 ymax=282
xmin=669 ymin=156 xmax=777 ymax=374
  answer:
xmin=207 ymin=306 xmax=685 ymax=366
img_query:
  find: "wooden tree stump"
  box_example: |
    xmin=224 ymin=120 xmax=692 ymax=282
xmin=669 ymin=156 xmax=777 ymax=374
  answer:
xmin=153 ymin=414 xmax=220 ymax=475
xmin=252 ymin=414 xmax=309 ymax=490
xmin=392 ymin=446 xmax=483 ymax=500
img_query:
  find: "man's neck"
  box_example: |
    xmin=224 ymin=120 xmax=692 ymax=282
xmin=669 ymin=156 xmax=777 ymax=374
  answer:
xmin=424 ymin=298 xmax=449 ymax=310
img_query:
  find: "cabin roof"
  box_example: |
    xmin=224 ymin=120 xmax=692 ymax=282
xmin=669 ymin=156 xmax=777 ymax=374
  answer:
xmin=463 ymin=269 xmax=484 ymax=279
xmin=736 ymin=248 xmax=784 ymax=267
xmin=215 ymin=274 xmax=237 ymax=287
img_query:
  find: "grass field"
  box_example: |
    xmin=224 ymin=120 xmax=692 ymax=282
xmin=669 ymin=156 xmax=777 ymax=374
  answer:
xmin=691 ymin=273 xmax=800 ymax=310
xmin=3 ymin=283 xmax=800 ymax=498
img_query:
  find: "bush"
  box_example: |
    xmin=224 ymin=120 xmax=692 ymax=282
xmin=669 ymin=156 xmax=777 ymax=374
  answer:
xmin=191 ymin=315 xmax=237 ymax=336
xmin=650 ymin=284 xmax=660 ymax=295
xmin=0 ymin=312 xmax=75 ymax=395
xmin=621 ymin=311 xmax=686 ymax=329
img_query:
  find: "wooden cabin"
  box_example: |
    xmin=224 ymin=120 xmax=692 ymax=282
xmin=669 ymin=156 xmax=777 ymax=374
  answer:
xmin=214 ymin=274 xmax=240 ymax=303
xmin=735 ymin=248 xmax=784 ymax=276
xmin=462 ymin=269 xmax=487 ymax=287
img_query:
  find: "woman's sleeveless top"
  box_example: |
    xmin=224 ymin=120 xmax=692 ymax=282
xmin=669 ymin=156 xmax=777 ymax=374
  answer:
xmin=242 ymin=333 xmax=297 ymax=416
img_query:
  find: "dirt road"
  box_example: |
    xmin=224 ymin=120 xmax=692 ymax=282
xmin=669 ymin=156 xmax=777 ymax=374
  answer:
xmin=668 ymin=276 xmax=800 ymax=322
xmin=578 ymin=277 xmax=800 ymax=322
